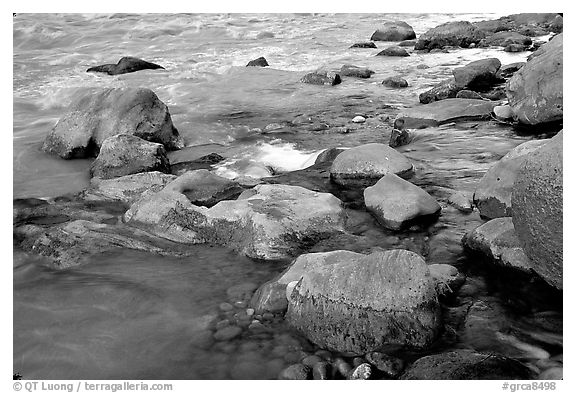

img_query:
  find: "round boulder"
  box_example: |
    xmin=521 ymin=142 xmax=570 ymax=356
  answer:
xmin=383 ymin=76 xmax=408 ymax=88
xmin=370 ymin=21 xmax=416 ymax=41
xmin=376 ymin=46 xmax=410 ymax=57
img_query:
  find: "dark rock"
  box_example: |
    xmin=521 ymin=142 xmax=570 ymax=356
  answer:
xmin=170 ymin=153 xmax=226 ymax=175
xmin=330 ymin=143 xmax=414 ymax=188
xmin=339 ymin=64 xmax=375 ymax=78
xmin=43 ymin=88 xmax=183 ymax=159
xmin=401 ymin=350 xmax=535 ymax=379
xmin=419 ymin=78 xmax=461 ymax=104
xmin=350 ymin=42 xmax=377 ymax=49
xmin=371 ymin=21 xmax=416 ymax=41
xmin=285 ymin=249 xmax=441 ymax=355
xmin=175 ymin=170 xmax=244 ymax=207
xmin=456 ymin=90 xmax=484 ymax=100
xmin=512 ymin=132 xmax=563 ymax=289
xmin=506 ymin=33 xmax=562 ymax=125
xmin=376 ymin=46 xmax=410 ymax=57
xmin=278 ymin=364 xmax=310 ymax=380
xmin=389 ymin=129 xmax=412 ymax=148
xmin=416 ymin=64 xmax=430 ymax=69
xmin=498 ymin=62 xmax=526 ymax=78
xmin=382 ymin=76 xmax=408 ymax=88
xmin=87 ymin=56 xmax=164 ymax=75
xmin=89 ymin=134 xmax=170 ymax=180
xmin=314 ymin=147 xmax=345 ymax=164
xmin=395 ymin=98 xmax=496 ymax=130
xmin=250 ymin=281 xmax=288 ymax=314
xmin=364 ymin=174 xmax=441 ymax=230
xmin=484 ymin=31 xmax=532 ymax=47
xmin=473 ymin=139 xmax=548 ymax=219
xmin=246 ymin=57 xmax=269 ymax=67
xmin=399 ymin=40 xmax=416 ymax=46
xmin=415 ymin=21 xmax=486 ymax=50
xmin=366 ymin=352 xmax=405 ymax=378
xmin=505 ymin=44 xmax=526 ymax=52
xmin=453 ymin=58 xmax=502 ymax=90
xmin=300 ymin=71 xmax=341 ymax=86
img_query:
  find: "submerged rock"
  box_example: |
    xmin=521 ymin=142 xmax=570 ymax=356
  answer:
xmin=506 ymin=33 xmax=563 ymax=125
xmin=350 ymin=42 xmax=377 ymax=48
xmin=86 ymin=56 xmax=164 ymax=75
xmin=394 ymin=98 xmax=496 ymax=130
xmin=414 ymin=21 xmax=486 ymax=50
xmin=90 ymin=134 xmax=170 ymax=180
xmin=512 ymin=132 xmax=563 ymax=289
xmin=389 ymin=129 xmax=413 ymax=148
xmin=300 ymin=71 xmax=341 ymax=86
xmin=473 ymin=139 xmax=548 ymax=219
xmin=246 ymin=56 xmax=269 ymax=67
xmin=330 ymin=143 xmax=414 ymax=188
xmin=382 ymin=76 xmax=408 ymax=88
xmin=498 ymin=62 xmax=526 ymax=78
xmin=401 ymin=350 xmax=534 ymax=379
xmin=124 ymin=181 xmax=346 ymax=261
xmin=364 ymin=174 xmax=441 ymax=230
xmin=339 ymin=64 xmax=375 ymax=78
xmin=376 ymin=46 xmax=410 ymax=57
xmin=285 ymin=249 xmax=441 ymax=355
xmin=42 ymin=88 xmax=183 ymax=159
xmin=370 ymin=21 xmax=416 ymax=41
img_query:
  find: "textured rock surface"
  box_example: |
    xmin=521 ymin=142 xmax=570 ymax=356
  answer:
xmin=89 ymin=134 xmax=170 ymax=179
xmin=428 ymin=264 xmax=466 ymax=296
xmin=376 ymin=46 xmax=410 ymax=57
xmin=473 ymin=139 xmax=548 ymax=219
xmin=506 ymin=33 xmax=563 ymax=125
xmin=339 ymin=64 xmax=374 ymax=78
xmin=86 ymin=56 xmax=164 ymax=75
xmin=512 ymin=132 xmax=563 ymax=289
xmin=484 ymin=31 xmax=532 ymax=47
xmin=382 ymin=76 xmax=408 ymax=88
xmin=285 ymin=249 xmax=441 ymax=355
xmin=330 ymin=143 xmax=414 ymax=187
xmin=246 ymin=56 xmax=269 ymax=67
xmin=124 ymin=181 xmax=346 ymax=261
xmin=175 ymin=170 xmax=244 ymax=207
xmin=419 ymin=78 xmax=461 ymax=104
xmin=249 ymin=281 xmax=289 ymax=314
xmin=401 ymin=350 xmax=535 ymax=379
xmin=300 ymin=71 xmax=341 ymax=86
xmin=395 ymin=98 xmax=496 ymax=130
xmin=364 ymin=174 xmax=441 ymax=230
xmin=453 ymin=58 xmax=502 ymax=89
xmin=415 ymin=21 xmax=486 ymax=50
xmin=370 ymin=21 xmax=416 ymax=41
xmin=42 ymin=88 xmax=183 ymax=159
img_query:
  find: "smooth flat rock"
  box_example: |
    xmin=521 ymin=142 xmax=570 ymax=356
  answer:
xmin=394 ymin=98 xmax=497 ymax=130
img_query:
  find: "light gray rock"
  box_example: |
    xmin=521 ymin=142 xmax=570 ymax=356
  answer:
xmin=429 ymin=264 xmax=466 ymax=296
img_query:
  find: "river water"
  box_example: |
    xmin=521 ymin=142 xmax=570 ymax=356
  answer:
xmin=13 ymin=13 xmax=562 ymax=379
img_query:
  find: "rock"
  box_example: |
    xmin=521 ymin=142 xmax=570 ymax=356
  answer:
xmin=538 ymin=367 xmax=563 ymax=380
xmin=484 ymin=31 xmax=532 ymax=47
xmin=429 ymin=264 xmax=466 ymax=296
xmin=366 ymin=352 xmax=404 ymax=378
xmin=352 ymin=116 xmax=366 ymax=123
xmin=213 ymin=326 xmax=242 ymax=341
xmin=399 ymin=40 xmax=416 ymax=47
xmin=474 ymin=13 xmax=561 ymax=36
xmin=278 ymin=364 xmax=310 ymax=380
xmin=371 ymin=21 xmax=416 ymax=41
xmin=330 ymin=143 xmax=414 ymax=188
xmin=249 ymin=281 xmax=289 ymax=314
xmin=364 ymin=174 xmax=441 ymax=230
xmin=448 ymin=191 xmax=474 ymax=213
xmin=175 ymin=170 xmax=244 ymax=208
xmin=349 ymin=363 xmax=372 ymax=380
xmin=246 ymin=57 xmax=269 ymax=67
xmin=376 ymin=46 xmax=410 ymax=57
xmin=86 ymin=56 xmax=164 ymax=75
xmin=473 ymin=139 xmax=548 ymax=219
xmin=170 ymin=153 xmax=226 ymax=175
xmin=89 ymin=134 xmax=170 ymax=180
xmin=300 ymin=71 xmax=341 ymax=86
xmin=339 ymin=64 xmax=374 ymax=78
xmin=350 ymin=42 xmax=377 ymax=49
xmin=312 ymin=361 xmax=330 ymax=380
xmin=314 ymin=148 xmax=345 ymax=164
xmin=382 ymin=76 xmax=408 ymax=88
xmin=506 ymin=33 xmax=563 ymax=125
xmin=389 ymin=129 xmax=413 ymax=148
xmin=453 ymin=58 xmax=502 ymax=89
xmin=462 ymin=217 xmax=532 ymax=273
xmin=455 ymin=90 xmax=483 ymax=100
xmin=419 ymin=78 xmax=461 ymax=104
xmin=499 ymin=62 xmax=525 ymax=78
xmin=285 ymin=249 xmax=441 ymax=355
xmin=81 ymin=171 xmax=177 ymax=204
xmin=43 ymin=88 xmax=183 ymax=159
xmin=416 ymin=64 xmax=430 ymax=69
xmin=395 ymin=98 xmax=496 ymax=130
xmin=124 ymin=182 xmax=346 ymax=261
xmin=505 ymin=44 xmax=526 ymax=52
xmin=301 ymin=355 xmax=322 ymax=368
xmin=493 ymin=105 xmax=514 ymax=121
xmin=414 ymin=21 xmax=486 ymax=50
xmin=401 ymin=350 xmax=535 ymax=379
xmin=512 ymin=132 xmax=563 ymax=289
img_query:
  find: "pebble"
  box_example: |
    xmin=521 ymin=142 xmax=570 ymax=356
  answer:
xmin=352 ymin=116 xmax=366 ymax=123
xmin=334 ymin=357 xmax=352 ymax=378
xmin=278 ymin=364 xmax=310 ymax=380
xmin=302 ymin=355 xmax=323 ymax=368
xmin=349 ymin=363 xmax=372 ymax=380
xmin=312 ymin=361 xmax=331 ymax=380
xmin=219 ymin=302 xmax=234 ymax=312
xmin=246 ymin=308 xmax=255 ymax=316
xmin=213 ymin=326 xmax=242 ymax=341
xmin=190 ymin=330 xmax=214 ymax=350
xmin=366 ymin=352 xmax=405 ymax=378
xmin=493 ymin=104 xmax=514 ymax=121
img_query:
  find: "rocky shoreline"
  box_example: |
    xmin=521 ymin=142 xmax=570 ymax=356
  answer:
xmin=13 ymin=13 xmax=563 ymax=380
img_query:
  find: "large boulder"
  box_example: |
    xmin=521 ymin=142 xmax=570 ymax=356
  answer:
xmin=330 ymin=143 xmax=414 ymax=188
xmin=401 ymin=350 xmax=535 ymax=379
xmin=414 ymin=21 xmax=486 ymax=50
xmin=285 ymin=249 xmax=441 ymax=355
xmin=86 ymin=56 xmax=164 ymax=75
xmin=42 ymin=88 xmax=183 ymax=159
xmin=452 ymin=58 xmax=502 ymax=90
xmin=512 ymin=132 xmax=563 ymax=289
xmin=474 ymin=13 xmax=562 ymax=35
xmin=394 ymin=98 xmax=496 ymax=130
xmin=473 ymin=139 xmax=548 ymax=219
xmin=124 ymin=181 xmax=346 ymax=261
xmin=419 ymin=78 xmax=461 ymax=104
xmin=370 ymin=21 xmax=416 ymax=41
xmin=364 ymin=174 xmax=441 ymax=230
xmin=483 ymin=31 xmax=532 ymax=47
xmin=506 ymin=33 xmax=563 ymax=125
xmin=89 ymin=134 xmax=170 ymax=180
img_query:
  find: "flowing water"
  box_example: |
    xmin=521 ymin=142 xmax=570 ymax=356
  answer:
xmin=13 ymin=13 xmax=562 ymax=379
